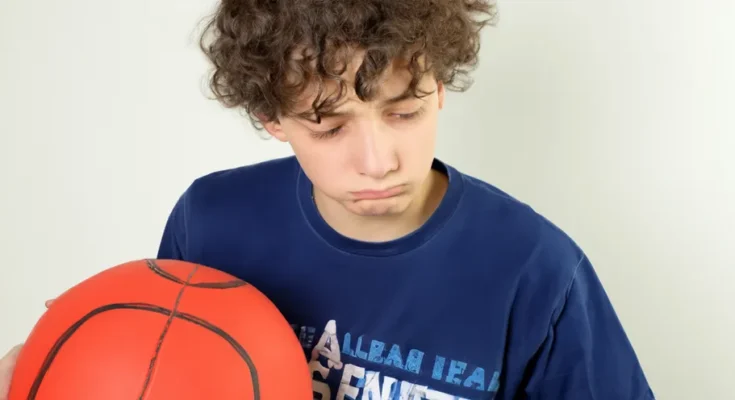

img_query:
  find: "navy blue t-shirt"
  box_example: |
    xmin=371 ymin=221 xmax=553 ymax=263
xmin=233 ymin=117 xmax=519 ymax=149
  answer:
xmin=157 ymin=156 xmax=654 ymax=400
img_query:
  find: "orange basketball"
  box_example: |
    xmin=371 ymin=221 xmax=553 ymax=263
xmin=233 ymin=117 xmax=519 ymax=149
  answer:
xmin=8 ymin=259 xmax=312 ymax=400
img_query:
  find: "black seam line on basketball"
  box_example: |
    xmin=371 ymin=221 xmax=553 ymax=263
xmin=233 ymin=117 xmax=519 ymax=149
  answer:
xmin=27 ymin=303 xmax=260 ymax=400
xmin=137 ymin=264 xmax=198 ymax=400
xmin=146 ymin=259 xmax=248 ymax=289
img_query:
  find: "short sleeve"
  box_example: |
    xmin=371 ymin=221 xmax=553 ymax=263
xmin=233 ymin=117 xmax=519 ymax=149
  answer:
xmin=523 ymin=255 xmax=655 ymax=399
xmin=156 ymin=189 xmax=190 ymax=261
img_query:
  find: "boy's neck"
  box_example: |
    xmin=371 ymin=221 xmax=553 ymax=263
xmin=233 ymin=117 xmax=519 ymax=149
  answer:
xmin=313 ymin=169 xmax=448 ymax=243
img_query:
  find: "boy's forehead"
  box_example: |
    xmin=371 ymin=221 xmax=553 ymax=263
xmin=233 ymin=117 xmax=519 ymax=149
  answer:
xmin=288 ymin=47 xmax=422 ymax=114
xmin=295 ymin=73 xmax=412 ymax=109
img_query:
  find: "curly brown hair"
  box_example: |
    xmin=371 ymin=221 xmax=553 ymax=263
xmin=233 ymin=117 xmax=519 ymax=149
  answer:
xmin=198 ymin=0 xmax=497 ymax=129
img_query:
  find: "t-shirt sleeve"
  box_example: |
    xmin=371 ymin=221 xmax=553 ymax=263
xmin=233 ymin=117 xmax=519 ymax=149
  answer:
xmin=523 ymin=255 xmax=656 ymax=399
xmin=156 ymin=189 xmax=190 ymax=261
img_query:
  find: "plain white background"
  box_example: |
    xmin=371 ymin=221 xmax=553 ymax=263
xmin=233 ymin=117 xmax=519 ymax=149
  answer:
xmin=1 ymin=0 xmax=733 ymax=398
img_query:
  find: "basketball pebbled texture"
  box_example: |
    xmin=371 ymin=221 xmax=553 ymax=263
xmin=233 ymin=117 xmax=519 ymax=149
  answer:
xmin=8 ymin=259 xmax=312 ymax=400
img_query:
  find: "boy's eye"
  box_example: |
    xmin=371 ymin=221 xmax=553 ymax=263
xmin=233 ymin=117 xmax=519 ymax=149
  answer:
xmin=394 ymin=111 xmax=418 ymax=119
xmin=311 ymin=125 xmax=343 ymax=140
xmin=309 ymin=108 xmax=424 ymax=140
xmin=391 ymin=107 xmax=425 ymax=120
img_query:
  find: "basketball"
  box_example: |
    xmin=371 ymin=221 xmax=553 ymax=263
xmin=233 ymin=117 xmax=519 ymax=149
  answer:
xmin=7 ymin=259 xmax=312 ymax=400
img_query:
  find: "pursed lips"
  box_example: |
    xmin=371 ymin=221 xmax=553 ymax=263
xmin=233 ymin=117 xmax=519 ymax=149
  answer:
xmin=351 ymin=185 xmax=405 ymax=200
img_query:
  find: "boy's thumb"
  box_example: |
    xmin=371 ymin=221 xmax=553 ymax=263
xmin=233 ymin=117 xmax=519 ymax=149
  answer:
xmin=0 ymin=344 xmax=24 ymax=400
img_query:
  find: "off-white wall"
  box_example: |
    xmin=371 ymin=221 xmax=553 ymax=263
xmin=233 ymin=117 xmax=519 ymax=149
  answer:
xmin=1 ymin=0 xmax=733 ymax=399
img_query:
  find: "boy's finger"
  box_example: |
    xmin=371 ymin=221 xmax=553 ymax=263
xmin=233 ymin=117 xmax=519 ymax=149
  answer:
xmin=0 ymin=344 xmax=23 ymax=400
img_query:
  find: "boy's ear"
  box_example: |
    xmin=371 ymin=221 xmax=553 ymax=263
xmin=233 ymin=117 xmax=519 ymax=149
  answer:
xmin=259 ymin=114 xmax=288 ymax=142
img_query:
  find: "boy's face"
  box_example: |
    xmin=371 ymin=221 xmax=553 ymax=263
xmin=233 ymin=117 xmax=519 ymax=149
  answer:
xmin=263 ymin=51 xmax=445 ymax=219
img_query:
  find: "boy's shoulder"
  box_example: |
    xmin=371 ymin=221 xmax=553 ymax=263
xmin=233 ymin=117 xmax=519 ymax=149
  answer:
xmin=457 ymin=166 xmax=586 ymax=271
xmin=181 ymin=156 xmax=584 ymax=254
xmin=177 ymin=156 xmax=301 ymax=211
xmin=445 ymin=167 xmax=591 ymax=312
xmin=189 ymin=155 xmax=300 ymax=194
xmin=179 ymin=156 xmax=585 ymax=269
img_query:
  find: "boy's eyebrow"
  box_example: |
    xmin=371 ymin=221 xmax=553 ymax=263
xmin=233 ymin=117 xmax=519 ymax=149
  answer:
xmin=334 ymin=92 xmax=419 ymax=116
xmin=380 ymin=90 xmax=416 ymax=106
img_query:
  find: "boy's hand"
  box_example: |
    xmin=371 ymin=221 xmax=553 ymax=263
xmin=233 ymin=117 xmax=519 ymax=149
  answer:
xmin=0 ymin=344 xmax=22 ymax=400
xmin=0 ymin=298 xmax=55 ymax=400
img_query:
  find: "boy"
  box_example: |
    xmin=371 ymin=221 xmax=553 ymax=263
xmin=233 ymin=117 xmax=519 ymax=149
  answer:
xmin=1 ymin=0 xmax=655 ymax=398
